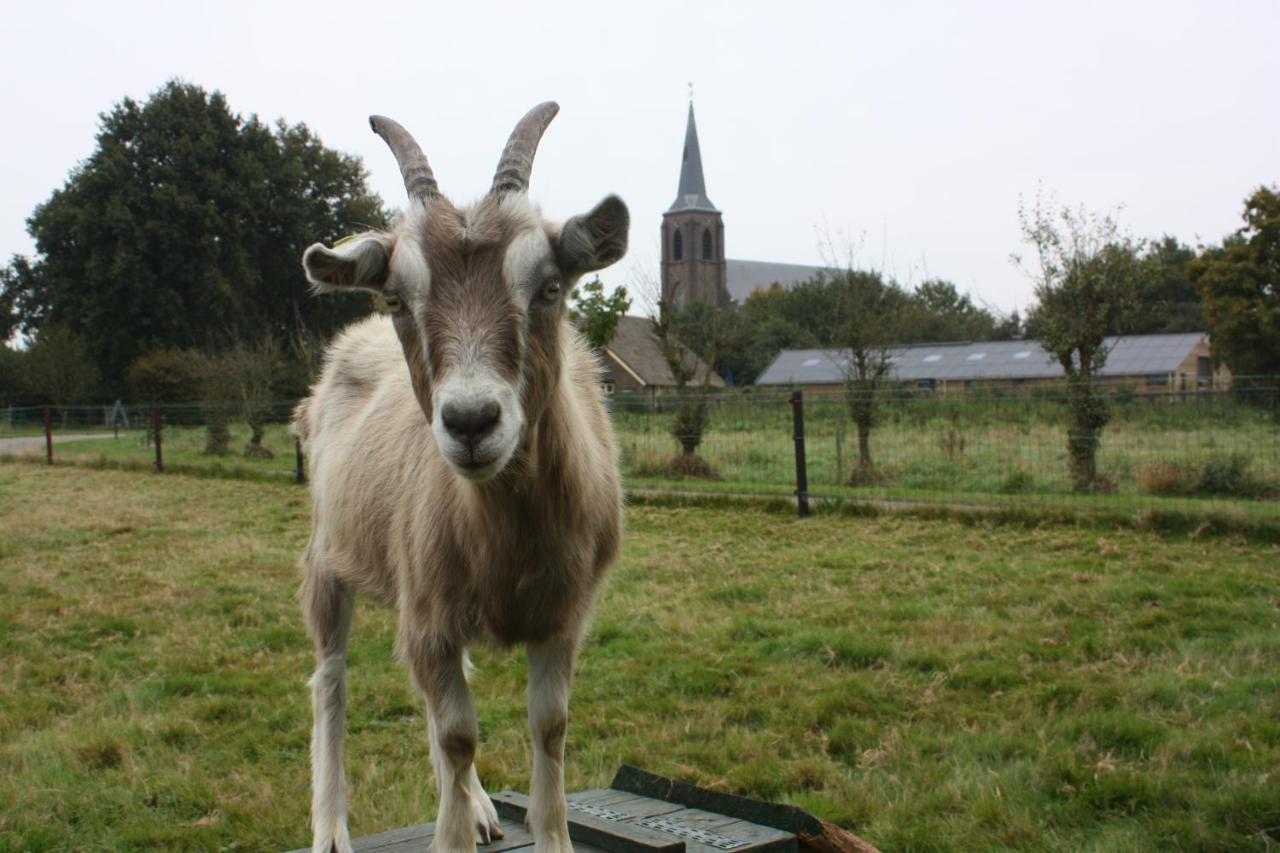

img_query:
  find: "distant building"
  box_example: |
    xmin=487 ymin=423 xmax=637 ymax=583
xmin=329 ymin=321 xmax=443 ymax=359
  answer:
xmin=756 ymin=332 xmax=1230 ymax=395
xmin=660 ymin=104 xmax=826 ymax=309
xmin=596 ymin=315 xmax=726 ymax=394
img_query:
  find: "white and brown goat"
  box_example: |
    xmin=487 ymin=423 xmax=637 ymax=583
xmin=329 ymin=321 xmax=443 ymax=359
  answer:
xmin=294 ymin=102 xmax=627 ymax=853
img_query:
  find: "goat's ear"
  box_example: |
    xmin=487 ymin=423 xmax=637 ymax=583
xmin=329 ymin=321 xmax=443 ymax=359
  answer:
xmin=556 ymin=195 xmax=629 ymax=277
xmin=302 ymin=233 xmax=393 ymax=293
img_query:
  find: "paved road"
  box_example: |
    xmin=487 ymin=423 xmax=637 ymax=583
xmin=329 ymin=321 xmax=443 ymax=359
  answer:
xmin=0 ymin=433 xmax=104 ymax=455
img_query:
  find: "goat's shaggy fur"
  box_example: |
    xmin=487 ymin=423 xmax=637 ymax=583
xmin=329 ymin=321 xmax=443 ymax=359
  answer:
xmin=294 ymin=104 xmax=627 ymax=853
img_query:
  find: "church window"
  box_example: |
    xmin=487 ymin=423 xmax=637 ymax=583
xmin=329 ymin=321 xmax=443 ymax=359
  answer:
xmin=702 ymin=228 xmax=713 ymax=259
xmin=672 ymin=228 xmax=683 ymax=260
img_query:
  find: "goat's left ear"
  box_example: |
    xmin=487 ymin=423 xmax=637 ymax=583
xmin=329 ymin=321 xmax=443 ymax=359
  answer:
xmin=556 ymin=195 xmax=629 ymax=277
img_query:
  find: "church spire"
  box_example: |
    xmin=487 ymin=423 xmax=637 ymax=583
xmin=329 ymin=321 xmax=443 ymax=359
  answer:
xmin=668 ymin=102 xmax=717 ymax=212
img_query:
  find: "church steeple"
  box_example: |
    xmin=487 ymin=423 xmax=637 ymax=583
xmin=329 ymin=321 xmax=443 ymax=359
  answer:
xmin=668 ymin=103 xmax=718 ymax=213
xmin=661 ymin=99 xmax=728 ymax=308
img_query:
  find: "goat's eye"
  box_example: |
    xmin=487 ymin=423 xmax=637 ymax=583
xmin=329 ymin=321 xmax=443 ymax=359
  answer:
xmin=383 ymin=293 xmax=404 ymax=313
xmin=540 ymin=279 xmax=562 ymax=301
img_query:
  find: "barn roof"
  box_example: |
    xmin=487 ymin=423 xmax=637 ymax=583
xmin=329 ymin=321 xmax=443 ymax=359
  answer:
xmin=755 ymin=332 xmax=1209 ymax=386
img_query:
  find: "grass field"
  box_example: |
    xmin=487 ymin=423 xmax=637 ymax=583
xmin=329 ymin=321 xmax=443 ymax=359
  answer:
xmin=2 ymin=465 xmax=1279 ymax=850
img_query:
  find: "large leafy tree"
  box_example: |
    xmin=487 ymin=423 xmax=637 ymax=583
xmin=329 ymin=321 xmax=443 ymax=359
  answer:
xmin=1130 ymin=236 xmax=1203 ymax=334
xmin=2 ymin=80 xmax=386 ymax=390
xmin=1191 ymin=186 xmax=1280 ymax=380
xmin=1017 ymin=196 xmax=1143 ymax=491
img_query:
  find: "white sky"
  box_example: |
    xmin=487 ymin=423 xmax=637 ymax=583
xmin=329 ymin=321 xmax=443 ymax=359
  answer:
xmin=2 ymin=0 xmax=1277 ymax=316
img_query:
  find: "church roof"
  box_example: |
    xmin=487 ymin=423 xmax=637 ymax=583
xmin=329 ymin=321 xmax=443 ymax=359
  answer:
xmin=724 ymin=259 xmax=831 ymax=303
xmin=666 ymin=104 xmax=718 ymax=213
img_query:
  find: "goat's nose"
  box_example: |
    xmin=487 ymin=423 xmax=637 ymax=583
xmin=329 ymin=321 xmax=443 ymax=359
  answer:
xmin=441 ymin=400 xmax=501 ymax=444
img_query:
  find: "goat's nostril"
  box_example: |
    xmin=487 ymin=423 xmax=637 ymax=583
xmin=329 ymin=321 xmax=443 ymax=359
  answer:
xmin=441 ymin=401 xmax=501 ymax=443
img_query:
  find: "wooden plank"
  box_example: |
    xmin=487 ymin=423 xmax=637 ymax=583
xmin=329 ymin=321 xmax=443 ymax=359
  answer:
xmin=493 ymin=791 xmax=686 ymax=853
xmin=610 ymin=766 xmax=879 ymax=853
xmin=284 ymin=817 xmax=537 ymax=853
xmin=568 ymin=791 xmax=686 ymax=821
xmin=636 ymin=807 xmax=795 ymax=853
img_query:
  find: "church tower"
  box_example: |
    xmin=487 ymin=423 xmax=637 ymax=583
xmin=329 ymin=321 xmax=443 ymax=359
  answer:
xmin=661 ymin=103 xmax=728 ymax=308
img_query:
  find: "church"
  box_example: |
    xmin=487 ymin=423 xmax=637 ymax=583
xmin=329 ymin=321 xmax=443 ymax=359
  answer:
xmin=660 ymin=103 xmax=827 ymax=308
xmin=597 ymin=103 xmax=824 ymax=393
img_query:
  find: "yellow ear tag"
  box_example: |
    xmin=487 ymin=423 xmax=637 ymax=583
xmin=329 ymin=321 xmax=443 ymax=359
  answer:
xmin=332 ymin=234 xmax=358 ymax=249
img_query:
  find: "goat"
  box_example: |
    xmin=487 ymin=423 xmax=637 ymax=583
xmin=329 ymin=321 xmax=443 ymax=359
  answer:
xmin=294 ymin=102 xmax=628 ymax=853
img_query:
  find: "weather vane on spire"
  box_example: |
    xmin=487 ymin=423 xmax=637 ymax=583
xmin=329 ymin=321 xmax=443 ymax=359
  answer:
xmin=687 ymin=81 xmax=694 ymax=103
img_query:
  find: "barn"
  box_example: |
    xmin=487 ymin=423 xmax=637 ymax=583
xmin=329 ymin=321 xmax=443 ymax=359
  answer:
xmin=755 ymin=332 xmax=1229 ymax=396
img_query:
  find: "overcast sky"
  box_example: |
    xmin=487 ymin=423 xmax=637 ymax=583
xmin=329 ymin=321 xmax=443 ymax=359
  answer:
xmin=3 ymin=0 xmax=1277 ymax=316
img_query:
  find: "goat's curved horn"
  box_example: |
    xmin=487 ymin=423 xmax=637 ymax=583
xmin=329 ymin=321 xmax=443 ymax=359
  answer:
xmin=490 ymin=101 xmax=559 ymax=196
xmin=369 ymin=115 xmax=439 ymax=202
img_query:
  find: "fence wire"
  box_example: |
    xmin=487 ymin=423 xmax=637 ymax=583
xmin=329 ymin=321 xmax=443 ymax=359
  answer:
xmin=3 ymin=382 xmax=1278 ymax=519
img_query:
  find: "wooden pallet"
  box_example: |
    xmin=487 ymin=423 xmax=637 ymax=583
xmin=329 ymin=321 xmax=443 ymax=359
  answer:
xmin=286 ymin=766 xmax=878 ymax=853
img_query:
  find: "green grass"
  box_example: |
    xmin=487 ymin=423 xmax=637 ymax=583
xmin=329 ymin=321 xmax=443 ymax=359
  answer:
xmin=2 ymin=466 xmax=1279 ymax=850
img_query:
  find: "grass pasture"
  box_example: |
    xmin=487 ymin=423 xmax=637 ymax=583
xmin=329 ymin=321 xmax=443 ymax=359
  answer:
xmin=2 ymin=465 xmax=1279 ymax=850
xmin=14 ymin=388 xmax=1276 ymax=524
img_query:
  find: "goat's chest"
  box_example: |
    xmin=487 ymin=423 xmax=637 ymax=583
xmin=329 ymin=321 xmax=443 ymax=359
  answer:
xmin=465 ymin=541 xmax=581 ymax=646
xmin=460 ymin=503 xmax=609 ymax=646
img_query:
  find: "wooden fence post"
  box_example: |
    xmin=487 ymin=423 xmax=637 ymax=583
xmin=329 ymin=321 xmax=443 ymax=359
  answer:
xmin=152 ymin=410 xmax=164 ymax=473
xmin=790 ymin=391 xmax=810 ymax=517
xmin=295 ymin=436 xmax=306 ymax=484
xmin=43 ymin=405 xmax=53 ymax=465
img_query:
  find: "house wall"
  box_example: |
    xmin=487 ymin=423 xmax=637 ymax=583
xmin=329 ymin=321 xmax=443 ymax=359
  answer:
xmin=600 ymin=351 xmax=646 ymax=393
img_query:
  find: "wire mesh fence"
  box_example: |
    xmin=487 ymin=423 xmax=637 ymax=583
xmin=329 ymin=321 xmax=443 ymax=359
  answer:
xmin=3 ymin=382 xmax=1278 ymax=520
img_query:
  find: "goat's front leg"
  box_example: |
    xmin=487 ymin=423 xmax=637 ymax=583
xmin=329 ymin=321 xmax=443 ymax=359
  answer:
xmin=526 ymin=637 xmax=576 ymax=853
xmin=303 ymin=569 xmax=356 ymax=853
xmin=410 ymin=645 xmax=498 ymax=853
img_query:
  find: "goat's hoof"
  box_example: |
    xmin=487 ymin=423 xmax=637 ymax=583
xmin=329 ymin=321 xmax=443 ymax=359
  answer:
xmin=532 ymin=831 xmax=574 ymax=853
xmin=473 ymin=792 xmax=504 ymax=844
xmin=311 ymin=825 xmax=353 ymax=853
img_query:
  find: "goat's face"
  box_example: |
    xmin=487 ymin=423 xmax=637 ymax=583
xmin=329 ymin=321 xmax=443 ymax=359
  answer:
xmin=301 ymin=104 xmax=628 ymax=482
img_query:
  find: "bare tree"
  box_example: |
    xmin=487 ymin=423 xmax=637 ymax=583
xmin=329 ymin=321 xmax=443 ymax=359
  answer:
xmin=827 ymin=268 xmax=910 ymax=482
xmin=1015 ymin=190 xmax=1142 ymax=491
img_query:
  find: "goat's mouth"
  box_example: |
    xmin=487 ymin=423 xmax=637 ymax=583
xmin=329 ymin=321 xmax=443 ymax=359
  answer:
xmin=450 ymin=451 xmax=508 ymax=482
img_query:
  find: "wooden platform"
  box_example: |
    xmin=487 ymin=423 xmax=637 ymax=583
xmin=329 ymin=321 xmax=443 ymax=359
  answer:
xmin=287 ymin=766 xmax=878 ymax=853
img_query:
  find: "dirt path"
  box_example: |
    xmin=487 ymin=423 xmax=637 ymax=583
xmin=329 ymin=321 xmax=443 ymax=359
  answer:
xmin=0 ymin=434 xmax=104 ymax=455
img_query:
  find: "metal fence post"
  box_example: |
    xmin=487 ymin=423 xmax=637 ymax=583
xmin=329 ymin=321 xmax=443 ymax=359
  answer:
xmin=43 ymin=405 xmax=53 ymax=465
xmin=152 ymin=409 xmax=164 ymax=473
xmin=790 ymin=391 xmax=810 ymax=517
xmin=295 ymin=436 xmax=306 ymax=485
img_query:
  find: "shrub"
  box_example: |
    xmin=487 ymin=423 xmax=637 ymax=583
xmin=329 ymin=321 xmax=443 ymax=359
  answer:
xmin=1138 ymin=462 xmax=1197 ymax=497
xmin=999 ymin=468 xmax=1035 ymax=494
xmin=126 ymin=349 xmax=204 ymax=404
xmin=669 ymin=453 xmax=719 ymax=480
xmin=1196 ymin=454 xmax=1258 ymax=498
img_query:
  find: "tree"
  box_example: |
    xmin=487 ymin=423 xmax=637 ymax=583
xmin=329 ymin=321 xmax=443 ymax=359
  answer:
xmin=219 ymin=339 xmax=281 ymax=458
xmin=907 ymin=279 xmax=1009 ymax=342
xmin=1191 ymin=186 xmax=1280 ymax=381
xmin=650 ymin=299 xmax=733 ymax=476
xmin=23 ymin=326 xmax=101 ymax=409
xmin=1 ymin=80 xmax=386 ymax=391
xmin=827 ymin=268 xmax=912 ymax=481
xmin=1131 ymin=236 xmax=1203 ymax=334
xmin=1016 ymin=195 xmax=1143 ymax=491
xmin=571 ymin=278 xmax=631 ymax=350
